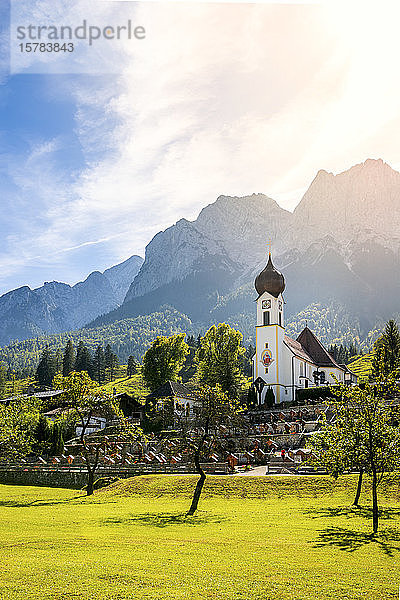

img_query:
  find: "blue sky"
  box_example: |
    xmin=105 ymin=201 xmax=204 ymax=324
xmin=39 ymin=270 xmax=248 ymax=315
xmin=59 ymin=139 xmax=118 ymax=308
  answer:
xmin=2 ymin=0 xmax=400 ymax=296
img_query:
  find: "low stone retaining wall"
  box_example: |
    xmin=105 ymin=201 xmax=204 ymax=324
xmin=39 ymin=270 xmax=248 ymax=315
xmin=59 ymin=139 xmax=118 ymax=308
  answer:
xmin=0 ymin=462 xmax=229 ymax=489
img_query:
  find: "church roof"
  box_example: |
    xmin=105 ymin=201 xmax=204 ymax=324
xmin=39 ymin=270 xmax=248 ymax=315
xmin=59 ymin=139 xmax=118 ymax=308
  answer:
xmin=296 ymin=327 xmax=342 ymax=369
xmin=255 ymin=254 xmax=285 ymax=298
xmin=284 ymin=335 xmax=315 ymax=363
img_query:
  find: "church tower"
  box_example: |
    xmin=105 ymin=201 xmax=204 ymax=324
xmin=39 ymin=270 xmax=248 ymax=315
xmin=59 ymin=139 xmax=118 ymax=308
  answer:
xmin=253 ymin=252 xmax=285 ymax=404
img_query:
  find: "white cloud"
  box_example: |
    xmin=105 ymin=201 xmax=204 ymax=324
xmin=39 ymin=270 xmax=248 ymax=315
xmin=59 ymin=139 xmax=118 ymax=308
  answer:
xmin=4 ymin=0 xmax=400 ymax=293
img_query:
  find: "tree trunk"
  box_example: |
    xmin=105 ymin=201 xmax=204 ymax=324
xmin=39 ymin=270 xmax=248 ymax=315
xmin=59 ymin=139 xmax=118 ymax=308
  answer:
xmin=86 ymin=468 xmax=95 ymax=496
xmin=187 ymin=453 xmax=206 ymax=516
xmin=353 ymin=469 xmax=363 ymax=507
xmin=372 ymin=467 xmax=379 ymax=534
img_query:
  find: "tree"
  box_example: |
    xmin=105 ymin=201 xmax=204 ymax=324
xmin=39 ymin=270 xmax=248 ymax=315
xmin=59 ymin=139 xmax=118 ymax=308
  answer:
xmin=32 ymin=414 xmax=53 ymax=455
xmin=75 ymin=342 xmax=92 ymax=376
xmin=264 ymin=387 xmax=275 ymax=409
xmin=93 ymin=346 xmax=105 ymax=383
xmin=62 ymin=340 xmax=75 ymax=376
xmin=0 ymin=364 xmax=7 ymax=399
xmin=53 ymin=371 xmax=141 ymax=496
xmin=127 ymin=356 xmax=137 ymax=377
xmin=143 ymin=334 xmax=189 ymax=392
xmin=36 ymin=349 xmax=57 ymax=388
xmin=49 ymin=420 xmax=65 ymax=456
xmin=195 ymin=323 xmax=246 ymax=397
xmin=175 ymin=385 xmax=243 ymax=515
xmin=0 ymin=396 xmax=41 ymax=460
xmin=243 ymin=345 xmax=255 ymax=377
xmin=373 ymin=319 xmax=400 ymax=376
xmin=309 ymin=374 xmax=400 ymax=533
xmin=104 ymin=344 xmax=119 ymax=381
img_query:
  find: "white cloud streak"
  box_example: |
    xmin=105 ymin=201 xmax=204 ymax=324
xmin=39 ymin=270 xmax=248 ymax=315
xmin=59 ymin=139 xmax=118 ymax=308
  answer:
xmin=3 ymin=0 xmax=400 ymax=292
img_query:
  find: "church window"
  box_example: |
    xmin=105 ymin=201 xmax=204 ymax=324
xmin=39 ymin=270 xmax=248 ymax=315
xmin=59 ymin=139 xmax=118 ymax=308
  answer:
xmin=265 ymin=367 xmax=269 ymax=374
xmin=263 ymin=311 xmax=270 ymax=325
xmin=265 ymin=342 xmax=268 ymax=348
xmin=305 ymin=380 xmax=309 ymax=388
xmin=278 ymin=313 xmax=282 ymax=326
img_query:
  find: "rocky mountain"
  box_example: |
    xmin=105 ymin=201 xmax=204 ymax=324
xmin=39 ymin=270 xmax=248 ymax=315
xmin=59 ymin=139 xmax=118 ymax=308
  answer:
xmin=286 ymin=158 xmax=400 ymax=252
xmin=2 ymin=158 xmax=400 ymax=351
xmin=0 ymin=255 xmax=143 ymax=345
xmin=92 ymin=159 xmax=400 ymax=343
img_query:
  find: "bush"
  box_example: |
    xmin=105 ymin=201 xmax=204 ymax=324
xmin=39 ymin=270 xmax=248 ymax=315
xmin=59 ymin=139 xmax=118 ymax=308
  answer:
xmin=295 ymin=386 xmax=334 ymax=402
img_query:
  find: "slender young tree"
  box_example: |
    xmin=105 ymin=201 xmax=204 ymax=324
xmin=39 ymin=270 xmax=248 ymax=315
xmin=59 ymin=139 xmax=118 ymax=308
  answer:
xmin=54 ymin=371 xmax=122 ymax=495
xmin=175 ymin=385 xmax=243 ymax=516
xmin=309 ymin=373 xmax=400 ymax=533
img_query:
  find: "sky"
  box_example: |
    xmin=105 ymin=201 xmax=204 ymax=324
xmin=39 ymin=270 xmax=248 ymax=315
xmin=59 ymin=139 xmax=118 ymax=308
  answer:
xmin=2 ymin=0 xmax=400 ymax=294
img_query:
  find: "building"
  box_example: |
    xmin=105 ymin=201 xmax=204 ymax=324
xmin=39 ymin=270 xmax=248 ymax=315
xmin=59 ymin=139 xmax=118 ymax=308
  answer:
xmin=252 ymin=252 xmax=355 ymax=404
xmin=145 ymin=381 xmax=197 ymax=419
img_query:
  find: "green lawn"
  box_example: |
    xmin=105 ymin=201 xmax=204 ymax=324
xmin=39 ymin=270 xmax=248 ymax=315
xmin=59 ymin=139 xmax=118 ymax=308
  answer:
xmin=0 ymin=475 xmax=400 ymax=599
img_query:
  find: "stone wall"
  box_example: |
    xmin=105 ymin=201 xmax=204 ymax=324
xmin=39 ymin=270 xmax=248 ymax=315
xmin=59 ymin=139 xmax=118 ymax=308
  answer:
xmin=0 ymin=462 xmax=229 ymax=489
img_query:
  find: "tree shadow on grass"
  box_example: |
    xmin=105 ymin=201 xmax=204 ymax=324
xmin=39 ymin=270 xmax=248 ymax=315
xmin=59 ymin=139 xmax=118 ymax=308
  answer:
xmin=305 ymin=506 xmax=400 ymax=521
xmin=0 ymin=495 xmax=112 ymax=508
xmin=312 ymin=526 xmax=400 ymax=556
xmin=101 ymin=511 xmax=228 ymax=528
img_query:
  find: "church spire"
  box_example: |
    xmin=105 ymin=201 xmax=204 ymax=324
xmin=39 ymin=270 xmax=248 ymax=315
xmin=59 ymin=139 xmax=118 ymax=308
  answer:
xmin=255 ymin=251 xmax=285 ymax=298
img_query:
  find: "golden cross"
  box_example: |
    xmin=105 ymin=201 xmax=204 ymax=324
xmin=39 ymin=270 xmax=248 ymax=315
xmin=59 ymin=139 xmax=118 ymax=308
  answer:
xmin=267 ymin=240 xmax=272 ymax=256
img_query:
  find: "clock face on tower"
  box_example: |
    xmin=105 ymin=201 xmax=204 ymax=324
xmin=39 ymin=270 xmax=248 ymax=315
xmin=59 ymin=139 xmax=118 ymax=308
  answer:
xmin=262 ymin=299 xmax=271 ymax=309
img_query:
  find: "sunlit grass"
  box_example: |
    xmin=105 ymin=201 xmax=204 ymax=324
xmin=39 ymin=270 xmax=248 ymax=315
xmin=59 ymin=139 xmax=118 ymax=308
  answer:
xmin=0 ymin=475 xmax=399 ymax=599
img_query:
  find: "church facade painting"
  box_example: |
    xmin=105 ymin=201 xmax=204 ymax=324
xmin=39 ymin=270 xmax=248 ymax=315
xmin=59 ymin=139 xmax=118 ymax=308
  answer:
xmin=252 ymin=251 xmax=352 ymax=404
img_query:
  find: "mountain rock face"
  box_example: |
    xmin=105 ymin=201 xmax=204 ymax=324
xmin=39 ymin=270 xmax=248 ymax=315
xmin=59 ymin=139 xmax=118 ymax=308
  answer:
xmin=103 ymin=255 xmax=144 ymax=304
xmin=287 ymin=159 xmax=400 ymax=252
xmin=124 ymin=194 xmax=290 ymax=303
xmin=0 ymin=255 xmax=143 ymax=345
xmin=98 ymin=159 xmax=400 ymax=340
xmin=2 ymin=159 xmax=400 ymax=349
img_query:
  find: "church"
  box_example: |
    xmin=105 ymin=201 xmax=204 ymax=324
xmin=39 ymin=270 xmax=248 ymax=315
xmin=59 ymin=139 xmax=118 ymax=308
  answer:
xmin=252 ymin=251 xmax=355 ymax=404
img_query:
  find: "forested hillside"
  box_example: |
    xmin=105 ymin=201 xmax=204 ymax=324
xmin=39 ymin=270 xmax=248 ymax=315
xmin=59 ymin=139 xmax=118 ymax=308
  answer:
xmin=0 ymin=306 xmax=197 ymax=376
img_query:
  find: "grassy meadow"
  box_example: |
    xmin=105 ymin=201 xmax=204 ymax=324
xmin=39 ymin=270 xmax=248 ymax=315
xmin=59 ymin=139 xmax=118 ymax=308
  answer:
xmin=0 ymin=475 xmax=400 ymax=599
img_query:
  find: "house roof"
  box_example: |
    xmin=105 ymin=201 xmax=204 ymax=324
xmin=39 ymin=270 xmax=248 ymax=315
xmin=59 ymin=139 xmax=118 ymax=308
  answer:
xmin=146 ymin=381 xmax=195 ymax=401
xmin=296 ymin=327 xmax=342 ymax=369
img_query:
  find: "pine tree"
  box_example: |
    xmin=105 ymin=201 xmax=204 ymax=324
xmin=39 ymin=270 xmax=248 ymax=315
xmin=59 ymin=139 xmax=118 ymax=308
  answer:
xmin=264 ymin=387 xmax=275 ymax=408
xmin=127 ymin=355 xmax=137 ymax=377
xmin=373 ymin=319 xmax=400 ymax=376
xmin=36 ymin=349 xmax=57 ymax=388
xmin=93 ymin=346 xmax=105 ymax=383
xmin=50 ymin=421 xmax=64 ymax=456
xmin=75 ymin=342 xmax=92 ymax=375
xmin=62 ymin=340 xmax=75 ymax=376
xmin=110 ymin=352 xmax=119 ymax=381
xmin=0 ymin=363 xmax=6 ymax=399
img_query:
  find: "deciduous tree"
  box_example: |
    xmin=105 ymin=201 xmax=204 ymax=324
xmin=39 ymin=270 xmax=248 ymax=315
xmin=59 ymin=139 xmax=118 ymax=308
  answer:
xmin=175 ymin=384 xmax=243 ymax=515
xmin=195 ymin=323 xmax=246 ymax=397
xmin=309 ymin=374 xmax=400 ymax=532
xmin=143 ymin=334 xmax=189 ymax=392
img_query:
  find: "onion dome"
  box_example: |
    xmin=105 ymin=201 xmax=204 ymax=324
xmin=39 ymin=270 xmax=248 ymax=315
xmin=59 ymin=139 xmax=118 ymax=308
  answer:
xmin=255 ymin=254 xmax=285 ymax=297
